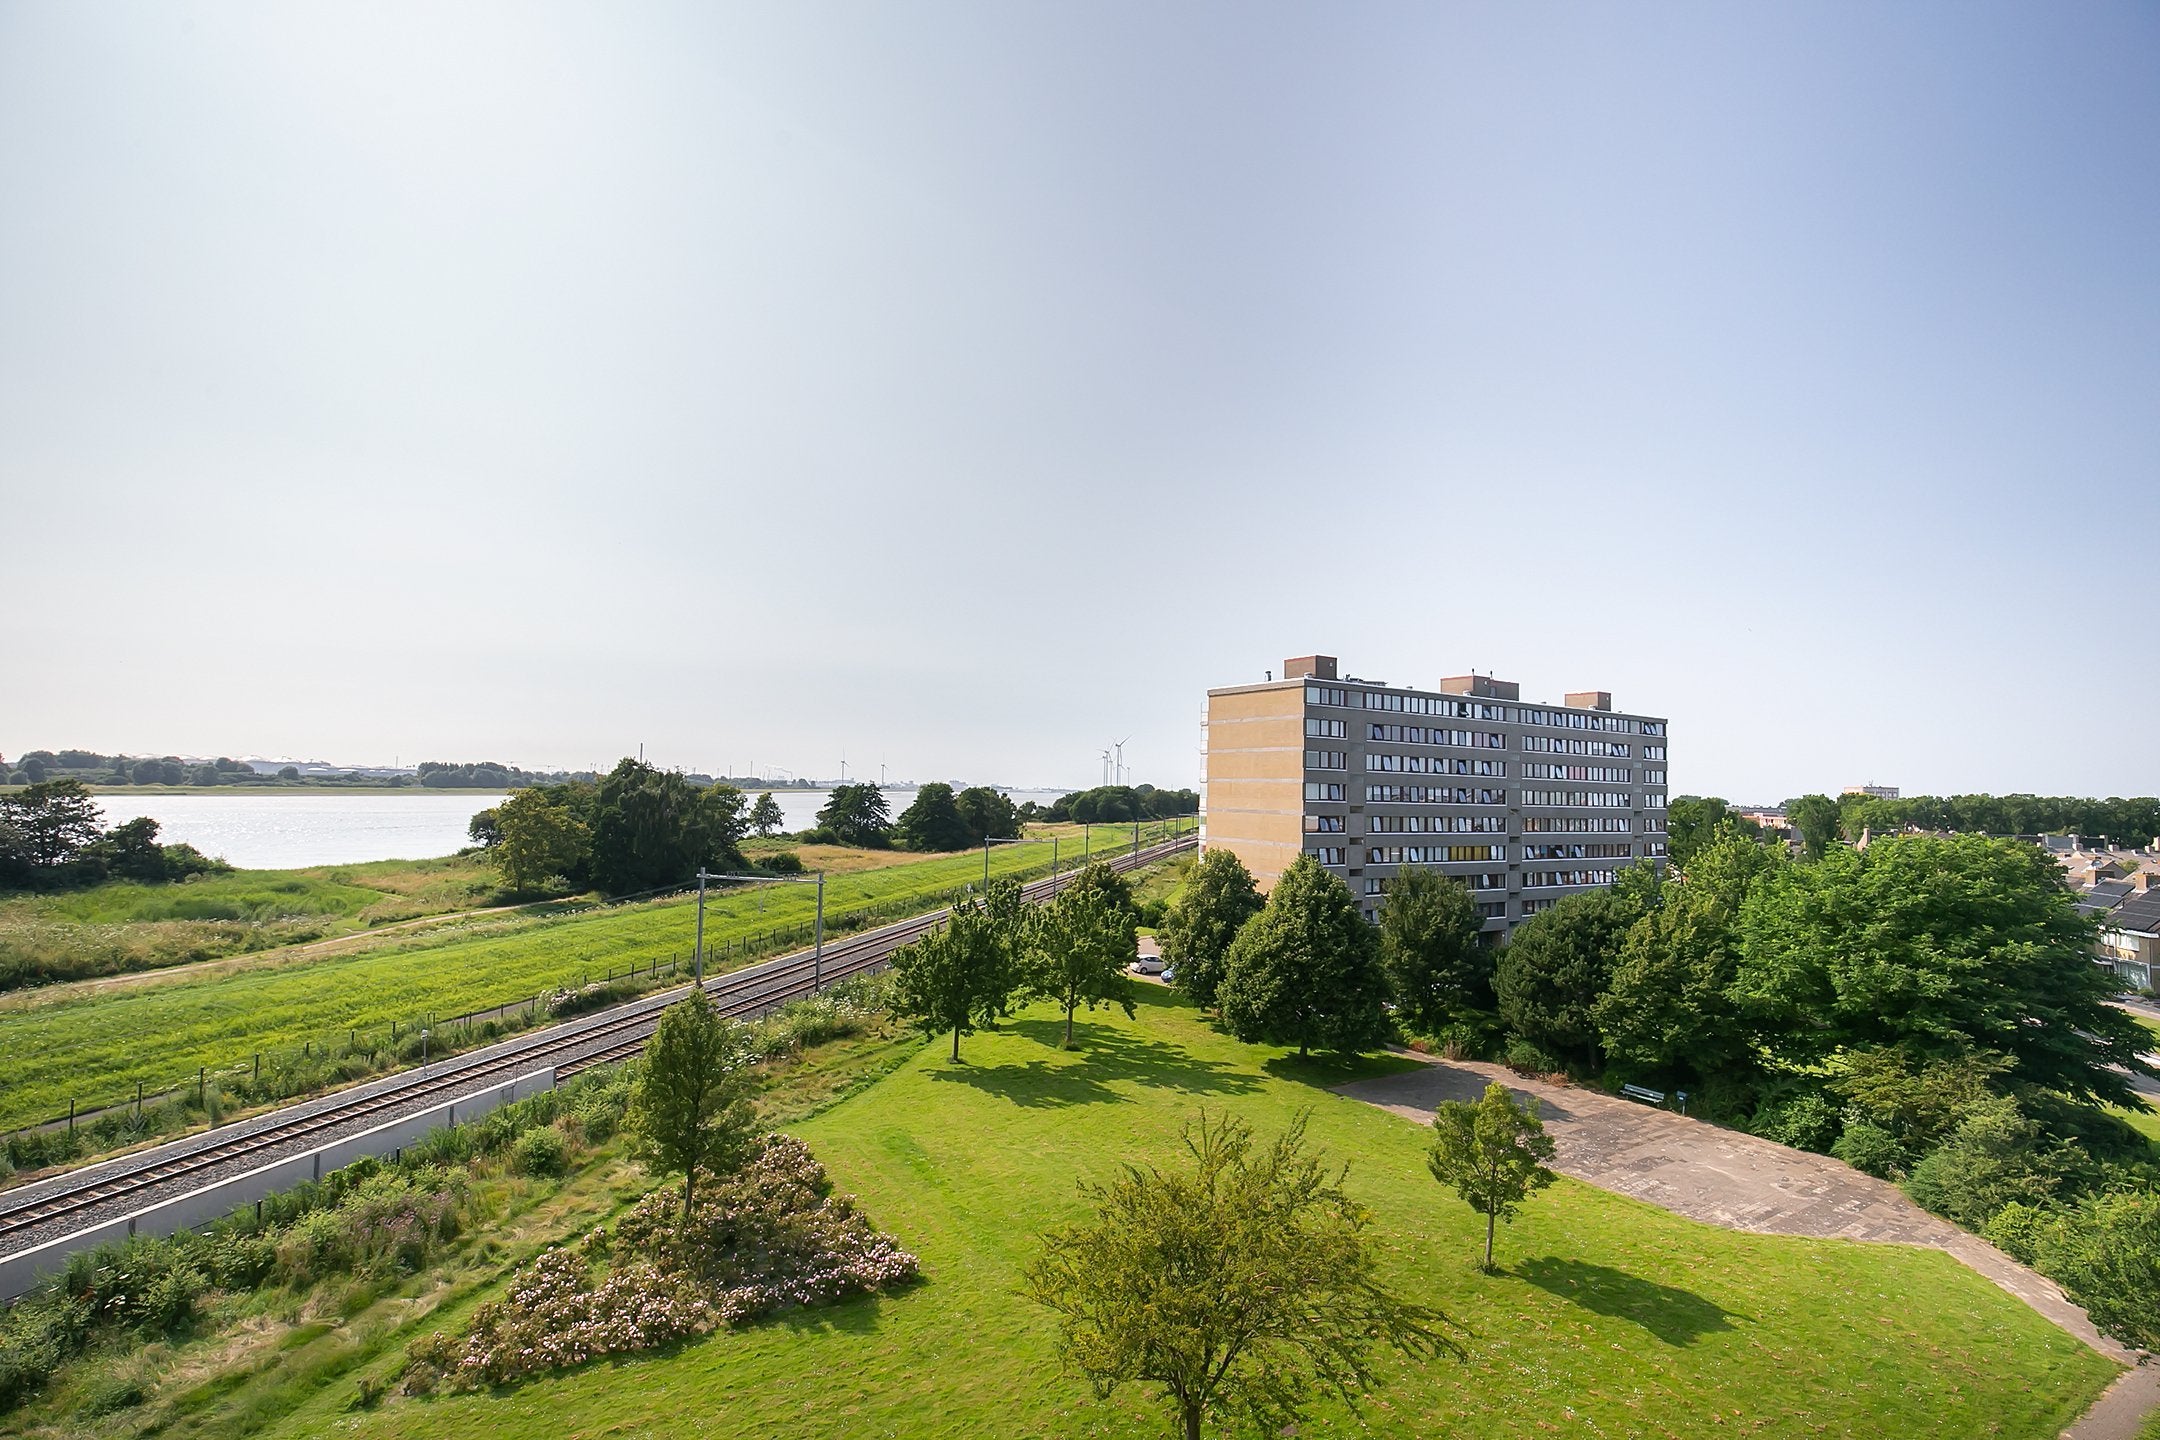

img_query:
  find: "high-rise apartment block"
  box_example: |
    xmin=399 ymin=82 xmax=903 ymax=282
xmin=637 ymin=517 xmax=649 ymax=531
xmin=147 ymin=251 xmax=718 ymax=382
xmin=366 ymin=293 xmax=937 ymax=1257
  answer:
xmin=1202 ymin=655 xmax=1669 ymax=936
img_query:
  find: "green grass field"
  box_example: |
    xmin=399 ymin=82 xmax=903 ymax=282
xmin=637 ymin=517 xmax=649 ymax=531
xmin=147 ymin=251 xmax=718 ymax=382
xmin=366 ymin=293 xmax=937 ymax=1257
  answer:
xmin=270 ymin=989 xmax=2115 ymax=1440
xmin=0 ymin=837 xmax=1156 ymax=1131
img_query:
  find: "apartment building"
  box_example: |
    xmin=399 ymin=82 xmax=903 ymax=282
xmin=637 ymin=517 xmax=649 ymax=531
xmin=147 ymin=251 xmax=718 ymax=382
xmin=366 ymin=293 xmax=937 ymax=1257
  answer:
xmin=1202 ymin=655 xmax=1669 ymax=937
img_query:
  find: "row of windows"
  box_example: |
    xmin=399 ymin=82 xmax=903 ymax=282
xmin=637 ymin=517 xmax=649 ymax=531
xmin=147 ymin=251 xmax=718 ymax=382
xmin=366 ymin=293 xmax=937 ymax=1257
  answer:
xmin=1523 ymin=816 xmax=1633 ymax=833
xmin=1521 ymin=897 xmax=1558 ymax=916
xmin=1521 ymin=842 xmax=1634 ymax=860
xmin=1365 ymin=724 xmax=1505 ymax=748
xmin=1644 ymin=793 xmax=1667 ymax=810
xmin=1304 ymin=782 xmax=1346 ymax=801
xmin=1364 ymin=871 xmax=1504 ymax=894
xmin=1644 ymin=840 xmax=1668 ymax=856
xmin=1305 ymin=717 xmax=1346 ymax=738
xmin=1519 ymin=790 xmax=1634 ymax=808
xmin=1310 ymin=846 xmax=1346 ymax=865
xmin=1367 ymin=814 xmax=1507 ymax=834
xmin=1303 ymin=815 xmax=1346 ymax=833
xmin=1519 ymin=763 xmax=1631 ymax=782
xmin=1644 ymin=745 xmax=1667 ymax=759
xmin=1305 ymin=750 xmax=1347 ymax=770
xmin=1366 ymin=784 xmax=1506 ymax=805
xmin=1523 ymin=869 xmax=1620 ymax=889
xmin=1365 ymin=753 xmax=1506 ymax=775
xmin=1304 ymin=685 xmax=1666 ymax=738
xmin=1363 ymin=844 xmax=1506 ymax=864
xmin=1519 ymin=735 xmax=1633 ymax=757
xmin=1643 ymin=770 xmax=1665 ymax=784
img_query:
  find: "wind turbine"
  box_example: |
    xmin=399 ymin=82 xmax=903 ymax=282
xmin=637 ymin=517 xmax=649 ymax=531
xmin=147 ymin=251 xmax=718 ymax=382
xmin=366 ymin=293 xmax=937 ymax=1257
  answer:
xmin=1113 ymin=736 xmax=1132 ymax=786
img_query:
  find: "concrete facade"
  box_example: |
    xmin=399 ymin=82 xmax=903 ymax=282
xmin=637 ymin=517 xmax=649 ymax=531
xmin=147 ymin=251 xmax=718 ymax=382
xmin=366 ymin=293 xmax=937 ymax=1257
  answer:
xmin=1201 ymin=656 xmax=1669 ymax=936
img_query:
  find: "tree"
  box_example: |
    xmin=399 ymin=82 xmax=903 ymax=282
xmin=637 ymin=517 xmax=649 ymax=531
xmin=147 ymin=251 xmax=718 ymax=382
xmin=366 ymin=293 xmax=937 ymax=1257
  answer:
xmin=0 ymin=780 xmax=104 ymax=870
xmin=1784 ymin=793 xmax=1840 ymax=860
xmin=588 ymin=758 xmax=746 ymax=894
xmin=1594 ymin=834 xmax=1774 ymax=1080
xmin=492 ymin=788 xmax=592 ymax=892
xmin=628 ymin=989 xmax=760 ymax=1220
xmin=890 ymin=892 xmax=1021 ymax=1060
xmin=1428 ymin=1081 xmax=1559 ymax=1271
xmin=895 ymin=782 xmax=970 ymax=852
xmin=1159 ymin=848 xmax=1263 ymax=1011
xmin=749 ymin=792 xmax=786 ymax=838
xmin=84 ymin=816 xmax=168 ymax=883
xmin=1494 ymin=884 xmax=1649 ymax=1072
xmin=1027 ymin=865 xmax=1138 ymax=1048
xmin=1219 ymin=856 xmax=1390 ymax=1057
xmin=466 ymin=807 xmax=501 ymax=848
xmin=1665 ymin=796 xmax=1761 ymax=869
xmin=2029 ymin=1191 xmax=2160 ymax=1352
xmin=277 ymin=765 xmax=300 ymax=780
xmin=1378 ymin=866 xmax=1492 ymax=1037
xmin=816 ymin=783 xmax=893 ymax=848
xmin=1734 ymin=834 xmax=2154 ymax=1109
xmin=1024 ymin=1112 xmax=1454 ymax=1440
xmin=953 ymin=786 xmax=1020 ymax=845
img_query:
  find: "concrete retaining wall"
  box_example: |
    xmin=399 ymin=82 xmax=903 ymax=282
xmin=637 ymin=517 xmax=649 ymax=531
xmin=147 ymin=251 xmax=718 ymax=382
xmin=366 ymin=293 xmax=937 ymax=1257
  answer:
xmin=0 ymin=1067 xmax=555 ymax=1303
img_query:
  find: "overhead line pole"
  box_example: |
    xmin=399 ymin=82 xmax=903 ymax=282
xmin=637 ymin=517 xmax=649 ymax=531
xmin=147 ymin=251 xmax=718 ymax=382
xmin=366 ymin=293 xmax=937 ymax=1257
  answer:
xmin=695 ymin=869 xmax=829 ymax=990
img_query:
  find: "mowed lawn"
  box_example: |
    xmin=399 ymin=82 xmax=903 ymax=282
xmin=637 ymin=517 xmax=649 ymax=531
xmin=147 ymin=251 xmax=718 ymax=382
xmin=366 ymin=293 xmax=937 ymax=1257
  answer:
xmin=0 ymin=838 xmax=1107 ymax=1130
xmin=284 ymin=990 xmax=2116 ymax=1440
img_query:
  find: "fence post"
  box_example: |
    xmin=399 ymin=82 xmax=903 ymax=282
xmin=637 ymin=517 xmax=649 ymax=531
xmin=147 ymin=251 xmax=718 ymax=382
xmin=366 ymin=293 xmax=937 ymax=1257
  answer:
xmin=68 ymin=1099 xmax=75 ymax=1135
xmin=198 ymin=1067 xmax=205 ymax=1104
xmin=135 ymin=1079 xmax=143 ymax=1118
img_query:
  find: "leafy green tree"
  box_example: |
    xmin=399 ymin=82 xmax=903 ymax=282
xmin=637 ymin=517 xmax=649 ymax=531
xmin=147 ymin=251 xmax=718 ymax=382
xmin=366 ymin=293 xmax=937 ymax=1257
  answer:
xmin=0 ymin=780 xmax=104 ymax=870
xmin=588 ymin=759 xmax=746 ymax=894
xmin=1428 ymin=1081 xmax=1559 ymax=1271
xmin=277 ymin=765 xmax=300 ymax=780
xmin=492 ymin=788 xmax=592 ymax=892
xmin=1665 ymin=796 xmax=1762 ymax=869
xmin=1219 ymin=856 xmax=1390 ymax=1057
xmin=1378 ymin=866 xmax=1492 ymax=1037
xmin=629 ymin=989 xmax=760 ymax=1219
xmin=466 ymin=807 xmax=501 ymax=848
xmin=1024 ymin=1112 xmax=1455 ymax=1440
xmin=1783 ymin=793 xmax=1841 ymax=860
xmin=891 ymin=892 xmax=1021 ymax=1060
xmin=816 ymin=783 xmax=893 ymax=848
xmin=1594 ymin=835 xmax=1774 ymax=1079
xmin=895 ymin=782 xmax=970 ymax=851
xmin=1734 ymin=834 xmax=2154 ymax=1109
xmin=954 ymin=785 xmax=1020 ymax=845
xmin=1027 ymin=865 xmax=1138 ymax=1048
xmin=1903 ymin=1096 xmax=2060 ymax=1229
xmin=84 ymin=816 xmax=169 ymax=883
xmin=749 ymin=792 xmax=786 ymax=838
xmin=2029 ymin=1191 xmax=2160 ymax=1352
xmin=1159 ymin=848 xmax=1263 ymax=1011
xmin=1495 ymin=886 xmax=1648 ymax=1072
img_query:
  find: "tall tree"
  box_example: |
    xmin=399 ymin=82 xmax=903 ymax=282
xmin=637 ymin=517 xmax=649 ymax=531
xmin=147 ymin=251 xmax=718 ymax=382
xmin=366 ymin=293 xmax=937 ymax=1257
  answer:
xmin=1159 ymin=848 xmax=1263 ymax=1011
xmin=588 ymin=759 xmax=746 ymax=894
xmin=1494 ymin=885 xmax=1649 ymax=1071
xmin=1428 ymin=1081 xmax=1559 ymax=1272
xmin=492 ymin=788 xmax=592 ymax=892
xmin=628 ymin=989 xmax=760 ymax=1219
xmin=0 ymin=780 xmax=104 ymax=870
xmin=749 ymin=792 xmax=786 ymax=838
xmin=1665 ymin=796 xmax=1761 ymax=869
xmin=1024 ymin=1112 xmax=1455 ymax=1440
xmin=1783 ymin=793 xmax=1841 ymax=860
xmin=1595 ymin=835 xmax=1776 ymax=1080
xmin=1734 ymin=834 xmax=2155 ymax=1109
xmin=1027 ymin=864 xmax=1139 ymax=1048
xmin=817 ymin=783 xmax=894 ymax=848
xmin=891 ymin=892 xmax=1021 ymax=1060
xmin=1377 ymin=866 xmax=1492 ymax=1037
xmin=1219 ymin=857 xmax=1391 ymax=1057
xmin=895 ymin=782 xmax=970 ymax=851
xmin=954 ymin=785 xmax=1020 ymax=845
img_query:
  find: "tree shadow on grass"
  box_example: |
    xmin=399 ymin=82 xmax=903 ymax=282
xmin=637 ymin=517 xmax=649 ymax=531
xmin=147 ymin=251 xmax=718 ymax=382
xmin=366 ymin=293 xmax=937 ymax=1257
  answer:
xmin=1513 ymin=1256 xmax=1744 ymax=1346
xmin=1262 ymin=1050 xmax=1430 ymax=1091
xmin=927 ymin=1016 xmax=1262 ymax=1109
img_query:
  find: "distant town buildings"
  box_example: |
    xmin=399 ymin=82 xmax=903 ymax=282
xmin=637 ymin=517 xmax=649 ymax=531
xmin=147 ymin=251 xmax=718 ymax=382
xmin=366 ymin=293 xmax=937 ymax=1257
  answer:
xmin=1201 ymin=655 xmax=1668 ymax=939
xmin=2057 ymin=838 xmax=2160 ymax=992
xmin=1843 ymin=783 xmax=1900 ymax=800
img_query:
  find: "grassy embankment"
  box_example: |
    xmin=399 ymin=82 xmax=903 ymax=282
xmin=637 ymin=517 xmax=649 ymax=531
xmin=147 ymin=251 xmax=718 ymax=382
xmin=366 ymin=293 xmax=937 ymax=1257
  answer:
xmin=0 ymin=856 xmax=535 ymax=993
xmin=232 ymin=987 xmax=2119 ymax=1440
xmin=0 ymin=831 xmax=1177 ymax=1136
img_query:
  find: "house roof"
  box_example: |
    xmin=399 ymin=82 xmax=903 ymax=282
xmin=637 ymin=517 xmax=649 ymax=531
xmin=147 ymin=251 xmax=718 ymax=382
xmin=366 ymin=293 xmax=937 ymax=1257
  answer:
xmin=2078 ymin=880 xmax=2134 ymax=919
xmin=2105 ymin=888 xmax=2160 ymax=938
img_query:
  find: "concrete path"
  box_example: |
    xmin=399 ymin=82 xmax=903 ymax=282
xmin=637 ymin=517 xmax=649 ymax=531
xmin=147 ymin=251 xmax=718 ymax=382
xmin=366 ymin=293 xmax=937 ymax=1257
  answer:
xmin=1339 ymin=1051 xmax=2151 ymax=1436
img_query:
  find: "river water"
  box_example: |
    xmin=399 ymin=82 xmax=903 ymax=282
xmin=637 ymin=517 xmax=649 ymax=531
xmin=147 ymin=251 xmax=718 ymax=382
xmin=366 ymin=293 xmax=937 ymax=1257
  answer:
xmin=93 ymin=788 xmax=1077 ymax=870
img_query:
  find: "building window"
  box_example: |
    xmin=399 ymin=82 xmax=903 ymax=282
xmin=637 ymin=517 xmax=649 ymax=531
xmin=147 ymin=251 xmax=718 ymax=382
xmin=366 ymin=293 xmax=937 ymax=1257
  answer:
xmin=1303 ymin=815 xmax=1346 ymax=833
xmin=1303 ymin=781 xmax=1345 ymax=802
xmin=1521 ymin=897 xmax=1557 ymax=916
xmin=1310 ymin=846 xmax=1346 ymax=865
xmin=1305 ymin=717 xmax=1345 ymax=738
xmin=1476 ymin=900 xmax=1507 ymax=920
xmin=1306 ymin=685 xmax=1350 ymax=707
xmin=1522 ymin=868 xmax=1620 ymax=889
xmin=1304 ymin=750 xmax=1346 ymax=770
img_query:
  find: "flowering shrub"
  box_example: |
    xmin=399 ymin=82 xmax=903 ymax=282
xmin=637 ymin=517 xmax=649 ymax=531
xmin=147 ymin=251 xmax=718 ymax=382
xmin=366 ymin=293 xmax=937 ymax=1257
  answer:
xmin=411 ymin=1135 xmax=917 ymax=1390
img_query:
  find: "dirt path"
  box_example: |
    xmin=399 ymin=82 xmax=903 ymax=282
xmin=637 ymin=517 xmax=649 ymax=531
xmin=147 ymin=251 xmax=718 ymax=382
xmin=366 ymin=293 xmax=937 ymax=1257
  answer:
xmin=1338 ymin=1053 xmax=2145 ymax=1391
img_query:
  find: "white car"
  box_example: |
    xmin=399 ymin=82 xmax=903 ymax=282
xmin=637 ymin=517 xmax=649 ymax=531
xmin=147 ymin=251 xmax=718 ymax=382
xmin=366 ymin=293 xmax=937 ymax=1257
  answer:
xmin=1131 ymin=953 xmax=1165 ymax=976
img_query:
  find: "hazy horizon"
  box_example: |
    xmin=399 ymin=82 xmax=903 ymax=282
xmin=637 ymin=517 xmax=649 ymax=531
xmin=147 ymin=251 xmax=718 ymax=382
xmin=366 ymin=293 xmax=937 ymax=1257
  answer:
xmin=4 ymin=3 xmax=2155 ymax=803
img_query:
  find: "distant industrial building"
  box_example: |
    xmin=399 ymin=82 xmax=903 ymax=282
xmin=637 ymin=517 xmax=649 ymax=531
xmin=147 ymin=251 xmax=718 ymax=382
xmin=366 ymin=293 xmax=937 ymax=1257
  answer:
xmin=1843 ymin=783 xmax=1900 ymax=800
xmin=1202 ymin=655 xmax=1668 ymax=938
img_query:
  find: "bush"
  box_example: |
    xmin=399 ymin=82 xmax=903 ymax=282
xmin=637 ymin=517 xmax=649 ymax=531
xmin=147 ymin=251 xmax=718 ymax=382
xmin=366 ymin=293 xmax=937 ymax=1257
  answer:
xmin=2031 ymin=1190 xmax=2160 ymax=1351
xmin=1905 ymin=1098 xmax=2059 ymax=1229
xmin=1831 ymin=1121 xmax=1909 ymax=1179
xmin=1503 ymin=1038 xmax=1564 ymax=1077
xmin=760 ymin=850 xmax=805 ymax=875
xmin=512 ymin=1126 xmax=570 ymax=1178
xmin=1984 ymin=1200 xmax=2050 ymax=1265
xmin=1751 ymin=1093 xmax=1841 ymax=1153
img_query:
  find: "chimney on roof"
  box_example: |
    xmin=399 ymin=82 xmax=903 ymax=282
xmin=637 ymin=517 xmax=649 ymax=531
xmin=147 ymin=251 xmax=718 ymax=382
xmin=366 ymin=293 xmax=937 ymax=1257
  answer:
xmin=1566 ymin=691 xmax=1614 ymax=712
xmin=1284 ymin=655 xmax=1337 ymax=681
xmin=1439 ymin=674 xmax=1520 ymax=700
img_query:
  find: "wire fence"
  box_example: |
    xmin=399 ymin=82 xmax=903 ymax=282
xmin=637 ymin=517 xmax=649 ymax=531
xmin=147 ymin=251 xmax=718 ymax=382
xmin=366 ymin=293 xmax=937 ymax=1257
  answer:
xmin=0 ymin=822 xmax=1192 ymax=1174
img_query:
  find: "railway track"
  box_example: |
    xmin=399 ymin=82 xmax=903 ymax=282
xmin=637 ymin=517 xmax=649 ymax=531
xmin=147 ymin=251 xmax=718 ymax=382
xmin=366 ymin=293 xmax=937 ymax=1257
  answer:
xmin=0 ymin=836 xmax=1192 ymax=1258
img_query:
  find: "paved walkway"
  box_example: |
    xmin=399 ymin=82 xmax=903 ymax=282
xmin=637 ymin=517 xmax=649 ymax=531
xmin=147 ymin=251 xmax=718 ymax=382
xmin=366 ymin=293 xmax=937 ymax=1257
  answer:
xmin=1338 ymin=1052 xmax=2150 ymax=1436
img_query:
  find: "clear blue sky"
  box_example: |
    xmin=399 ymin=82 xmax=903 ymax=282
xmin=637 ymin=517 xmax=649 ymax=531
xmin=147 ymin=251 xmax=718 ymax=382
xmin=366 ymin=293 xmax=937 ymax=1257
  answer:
xmin=2 ymin=2 xmax=2154 ymax=800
